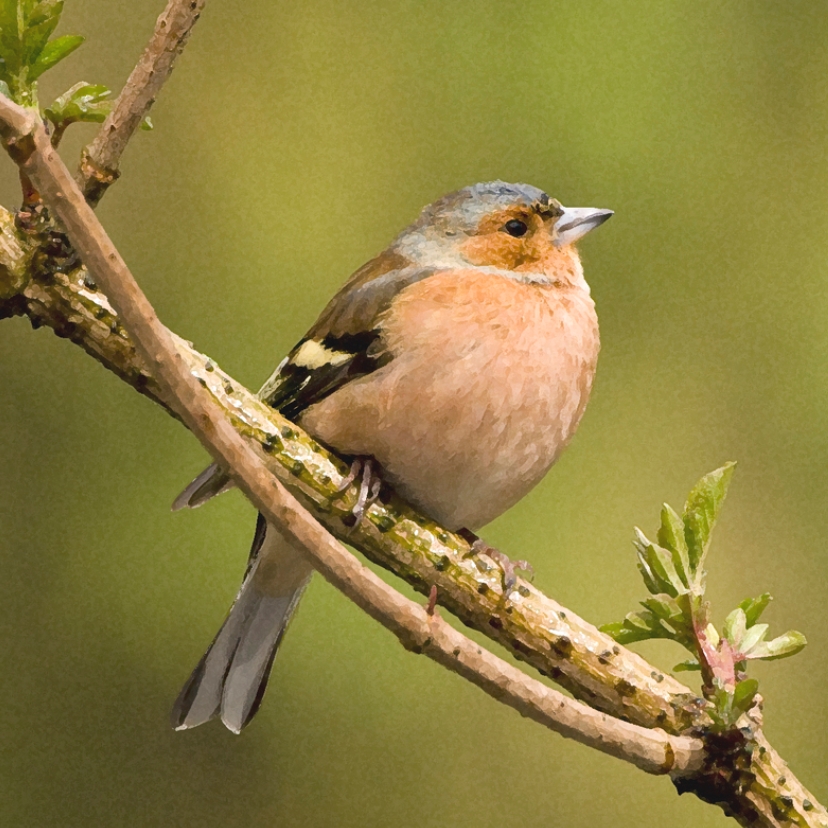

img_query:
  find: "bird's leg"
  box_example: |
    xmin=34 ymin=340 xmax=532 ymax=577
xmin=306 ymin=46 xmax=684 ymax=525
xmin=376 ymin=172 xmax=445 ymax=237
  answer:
xmin=336 ymin=457 xmax=383 ymax=529
xmin=475 ymin=541 xmax=534 ymax=593
xmin=351 ymin=458 xmax=376 ymax=525
xmin=334 ymin=457 xmax=363 ymax=495
xmin=458 ymin=529 xmax=534 ymax=593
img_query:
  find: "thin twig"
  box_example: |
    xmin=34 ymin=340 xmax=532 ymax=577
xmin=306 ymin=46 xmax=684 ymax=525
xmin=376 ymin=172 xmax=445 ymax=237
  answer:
xmin=75 ymin=0 xmax=206 ymax=207
xmin=426 ymin=584 xmax=438 ymax=616
xmin=0 ymin=95 xmax=706 ymax=780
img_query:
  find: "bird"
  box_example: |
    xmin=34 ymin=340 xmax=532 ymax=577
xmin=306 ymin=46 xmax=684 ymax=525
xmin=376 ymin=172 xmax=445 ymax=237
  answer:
xmin=170 ymin=181 xmax=612 ymax=734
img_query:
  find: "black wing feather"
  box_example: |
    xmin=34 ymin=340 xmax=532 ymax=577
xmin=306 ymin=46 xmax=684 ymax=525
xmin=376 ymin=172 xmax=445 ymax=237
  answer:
xmin=259 ymin=330 xmax=389 ymax=420
xmin=256 ymin=259 xmax=436 ymax=419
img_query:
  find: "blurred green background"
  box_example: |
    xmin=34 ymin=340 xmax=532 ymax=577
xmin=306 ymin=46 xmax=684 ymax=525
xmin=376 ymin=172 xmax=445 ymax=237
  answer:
xmin=2 ymin=1 xmax=828 ymax=826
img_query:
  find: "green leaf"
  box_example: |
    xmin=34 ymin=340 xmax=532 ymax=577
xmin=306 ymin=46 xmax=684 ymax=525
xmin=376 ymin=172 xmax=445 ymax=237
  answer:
xmin=599 ymin=621 xmax=626 ymax=639
xmin=0 ymin=0 xmax=17 ymax=31
xmin=633 ymin=537 xmax=661 ymax=596
xmin=20 ymin=2 xmax=63 ymax=68
xmin=641 ymin=595 xmax=679 ymax=621
xmin=28 ymin=32 xmax=81 ymax=79
xmin=733 ymin=678 xmax=759 ymax=713
xmin=641 ymin=595 xmax=694 ymax=642
xmin=0 ymin=52 xmax=17 ymax=87
xmin=633 ymin=528 xmax=685 ymax=598
xmin=601 ymin=611 xmax=663 ymax=645
xmin=739 ymin=593 xmax=773 ymax=627
xmin=601 ymin=593 xmax=694 ymax=647
xmin=710 ymin=682 xmax=735 ymax=727
xmin=642 ymin=608 xmax=678 ymax=637
xmin=737 ymin=623 xmax=769 ymax=657
xmin=746 ymin=630 xmax=807 ymax=661
xmin=673 ymin=659 xmax=701 ymax=672
xmin=0 ymin=0 xmax=80 ymax=103
xmin=626 ymin=611 xmax=654 ymax=631
xmin=27 ymin=0 xmax=64 ymax=29
xmin=45 ymin=81 xmax=111 ymax=125
xmin=0 ymin=79 xmax=10 ymax=98
xmin=0 ymin=1 xmax=25 ymax=76
xmin=683 ymin=462 xmax=736 ymax=575
xmin=658 ymin=502 xmax=691 ymax=587
xmin=723 ymin=607 xmax=747 ymax=648
xmin=600 ymin=618 xmax=655 ymax=645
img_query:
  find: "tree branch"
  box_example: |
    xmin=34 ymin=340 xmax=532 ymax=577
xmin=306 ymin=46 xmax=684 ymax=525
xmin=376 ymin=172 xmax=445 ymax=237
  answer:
xmin=75 ymin=0 xmax=207 ymax=207
xmin=0 ymin=93 xmax=705 ymax=778
xmin=0 ymin=220 xmax=703 ymax=733
xmin=0 ymin=96 xmax=825 ymax=826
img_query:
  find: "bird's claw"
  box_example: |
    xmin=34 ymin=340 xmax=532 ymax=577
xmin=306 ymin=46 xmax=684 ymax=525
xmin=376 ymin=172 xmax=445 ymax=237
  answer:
xmin=334 ymin=458 xmax=362 ymax=496
xmin=468 ymin=538 xmax=534 ymax=593
xmin=337 ymin=457 xmax=382 ymax=531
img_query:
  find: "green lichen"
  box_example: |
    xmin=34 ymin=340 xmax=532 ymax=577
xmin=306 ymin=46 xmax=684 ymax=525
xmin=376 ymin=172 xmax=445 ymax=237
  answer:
xmin=0 ymin=209 xmax=32 ymax=300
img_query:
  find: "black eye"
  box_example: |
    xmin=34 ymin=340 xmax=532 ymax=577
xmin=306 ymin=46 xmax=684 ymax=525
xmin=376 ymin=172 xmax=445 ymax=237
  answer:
xmin=503 ymin=219 xmax=528 ymax=238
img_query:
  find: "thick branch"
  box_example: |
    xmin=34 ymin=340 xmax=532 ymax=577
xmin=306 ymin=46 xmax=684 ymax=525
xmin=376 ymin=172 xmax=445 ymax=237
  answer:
xmin=1 ymin=228 xmax=703 ymax=733
xmin=0 ymin=97 xmax=704 ymax=780
xmin=0 ymin=99 xmax=825 ymax=825
xmin=76 ymin=0 xmax=206 ymax=207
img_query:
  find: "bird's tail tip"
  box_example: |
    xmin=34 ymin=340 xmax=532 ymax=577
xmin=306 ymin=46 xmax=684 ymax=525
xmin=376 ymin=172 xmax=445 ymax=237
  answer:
xmin=172 ymin=462 xmax=233 ymax=511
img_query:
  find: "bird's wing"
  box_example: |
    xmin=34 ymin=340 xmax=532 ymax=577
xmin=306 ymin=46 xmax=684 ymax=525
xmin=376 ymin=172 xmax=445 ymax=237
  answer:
xmin=173 ymin=252 xmax=435 ymax=511
xmin=258 ymin=250 xmax=435 ymax=419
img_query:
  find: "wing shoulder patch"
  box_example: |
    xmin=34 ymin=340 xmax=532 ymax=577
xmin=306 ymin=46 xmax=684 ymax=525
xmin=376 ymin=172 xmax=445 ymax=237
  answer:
xmin=258 ymin=330 xmax=388 ymax=419
xmin=257 ymin=254 xmax=437 ymax=420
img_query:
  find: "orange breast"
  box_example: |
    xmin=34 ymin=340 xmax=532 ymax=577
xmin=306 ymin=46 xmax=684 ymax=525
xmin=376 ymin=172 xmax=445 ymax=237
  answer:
xmin=299 ymin=270 xmax=599 ymax=530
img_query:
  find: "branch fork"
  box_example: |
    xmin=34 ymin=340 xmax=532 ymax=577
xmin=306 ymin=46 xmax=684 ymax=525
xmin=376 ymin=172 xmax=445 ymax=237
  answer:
xmin=0 ymin=3 xmax=825 ymax=825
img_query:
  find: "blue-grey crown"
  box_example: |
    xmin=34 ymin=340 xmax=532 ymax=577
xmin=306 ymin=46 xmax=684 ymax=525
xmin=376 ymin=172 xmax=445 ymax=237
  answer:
xmin=406 ymin=181 xmax=555 ymax=236
xmin=465 ymin=181 xmax=551 ymax=209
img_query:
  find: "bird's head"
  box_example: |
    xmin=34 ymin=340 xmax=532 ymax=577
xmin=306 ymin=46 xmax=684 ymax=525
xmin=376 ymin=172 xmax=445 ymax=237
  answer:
xmin=394 ymin=181 xmax=612 ymax=287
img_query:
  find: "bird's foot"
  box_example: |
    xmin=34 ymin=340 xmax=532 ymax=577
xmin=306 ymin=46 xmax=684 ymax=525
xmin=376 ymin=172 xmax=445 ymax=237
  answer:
xmin=460 ymin=530 xmax=534 ymax=593
xmin=337 ymin=457 xmax=383 ymax=530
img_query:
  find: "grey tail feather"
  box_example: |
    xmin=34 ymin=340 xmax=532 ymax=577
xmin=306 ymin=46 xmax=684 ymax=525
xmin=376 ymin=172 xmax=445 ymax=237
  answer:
xmin=170 ymin=554 xmax=308 ymax=734
xmin=172 ymin=463 xmax=234 ymax=511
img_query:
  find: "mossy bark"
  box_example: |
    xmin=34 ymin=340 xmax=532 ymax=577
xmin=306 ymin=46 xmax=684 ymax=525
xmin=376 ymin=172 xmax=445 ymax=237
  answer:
xmin=1 ymin=203 xmax=825 ymax=827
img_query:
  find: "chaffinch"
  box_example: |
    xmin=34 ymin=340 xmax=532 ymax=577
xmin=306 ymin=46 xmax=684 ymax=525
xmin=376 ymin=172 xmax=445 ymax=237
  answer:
xmin=171 ymin=181 xmax=612 ymax=733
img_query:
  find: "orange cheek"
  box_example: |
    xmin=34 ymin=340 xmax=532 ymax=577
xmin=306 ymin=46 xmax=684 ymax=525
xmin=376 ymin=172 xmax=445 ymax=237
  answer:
xmin=460 ymin=231 xmax=577 ymax=279
xmin=460 ymin=235 xmax=524 ymax=270
xmin=513 ymin=244 xmax=578 ymax=281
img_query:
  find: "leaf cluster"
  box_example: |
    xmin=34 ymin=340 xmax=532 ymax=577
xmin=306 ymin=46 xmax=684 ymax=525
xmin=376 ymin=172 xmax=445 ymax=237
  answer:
xmin=722 ymin=596 xmax=806 ymax=664
xmin=0 ymin=3 xmax=151 ymax=145
xmin=44 ymin=82 xmax=152 ymax=142
xmin=602 ymin=464 xmax=806 ymax=728
xmin=0 ymin=1 xmax=82 ymax=105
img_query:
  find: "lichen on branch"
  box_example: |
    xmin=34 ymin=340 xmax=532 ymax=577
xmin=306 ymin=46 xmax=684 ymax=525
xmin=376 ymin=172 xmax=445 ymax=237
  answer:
xmin=0 ymin=1 xmax=826 ymax=823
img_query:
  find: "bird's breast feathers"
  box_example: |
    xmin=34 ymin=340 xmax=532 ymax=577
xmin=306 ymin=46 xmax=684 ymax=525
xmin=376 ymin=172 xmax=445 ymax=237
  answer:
xmin=299 ymin=269 xmax=599 ymax=529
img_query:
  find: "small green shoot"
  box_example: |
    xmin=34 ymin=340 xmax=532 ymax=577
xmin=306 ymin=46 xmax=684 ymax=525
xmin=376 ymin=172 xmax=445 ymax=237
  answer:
xmin=0 ymin=2 xmax=152 ymax=148
xmin=601 ymin=464 xmax=806 ymax=729
xmin=0 ymin=1 xmax=84 ymax=106
xmin=44 ymin=82 xmax=152 ymax=145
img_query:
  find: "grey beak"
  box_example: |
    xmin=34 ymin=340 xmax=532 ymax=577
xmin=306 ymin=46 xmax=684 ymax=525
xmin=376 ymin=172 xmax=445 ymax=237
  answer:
xmin=553 ymin=206 xmax=613 ymax=247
